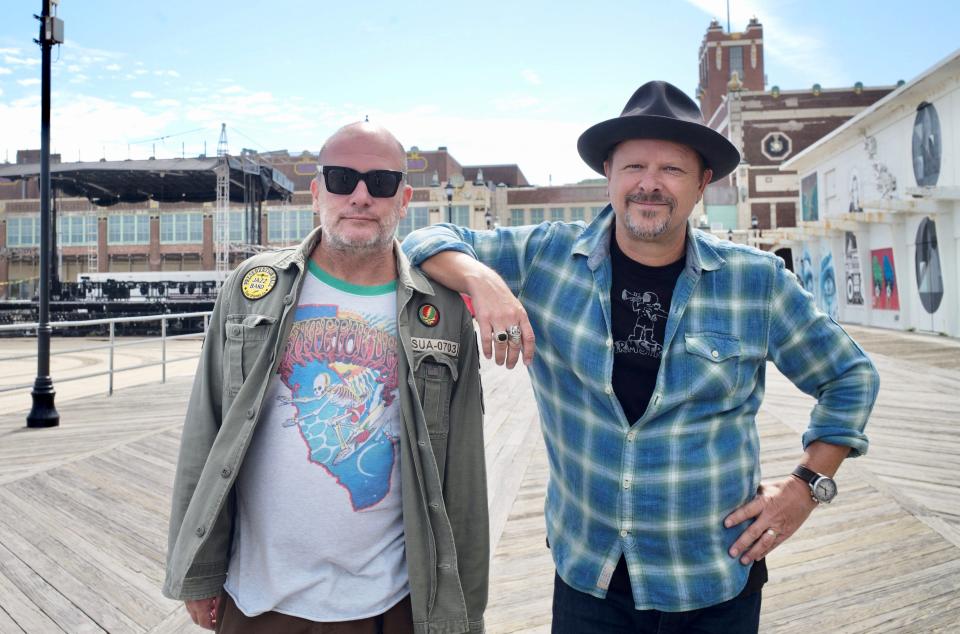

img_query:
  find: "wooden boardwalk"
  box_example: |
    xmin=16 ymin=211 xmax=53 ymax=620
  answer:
xmin=0 ymin=325 xmax=958 ymax=632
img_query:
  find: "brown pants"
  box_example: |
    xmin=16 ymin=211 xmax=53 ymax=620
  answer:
xmin=216 ymin=592 xmax=414 ymax=634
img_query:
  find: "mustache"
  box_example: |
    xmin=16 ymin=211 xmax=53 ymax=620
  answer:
xmin=626 ymin=192 xmax=675 ymax=206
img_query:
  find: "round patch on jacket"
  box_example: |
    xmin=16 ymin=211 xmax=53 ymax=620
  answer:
xmin=241 ymin=266 xmax=277 ymax=300
xmin=418 ymin=304 xmax=440 ymax=327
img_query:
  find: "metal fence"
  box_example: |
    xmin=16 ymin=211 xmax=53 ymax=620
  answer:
xmin=0 ymin=311 xmax=212 ymax=396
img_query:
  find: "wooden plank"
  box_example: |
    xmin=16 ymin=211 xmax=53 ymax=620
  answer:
xmin=0 ymin=542 xmax=102 ymax=633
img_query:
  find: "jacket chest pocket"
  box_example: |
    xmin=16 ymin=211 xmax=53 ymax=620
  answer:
xmin=413 ymin=352 xmax=459 ymax=483
xmin=680 ymin=332 xmax=742 ymax=401
xmin=224 ymin=314 xmax=277 ymax=395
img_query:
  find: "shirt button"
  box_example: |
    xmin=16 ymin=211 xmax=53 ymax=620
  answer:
xmin=221 ymin=467 xmax=232 ymax=478
xmin=429 ymin=503 xmax=440 ymax=510
xmin=605 ymin=386 xmax=613 ymax=395
xmin=623 ymin=480 xmax=631 ymax=490
xmin=711 ymin=350 xmax=719 ymax=358
xmin=283 ymin=294 xmax=293 ymax=305
xmin=606 ymin=338 xmax=612 ymax=347
xmin=620 ymin=529 xmax=629 ymax=537
xmin=246 ymin=408 xmax=256 ymax=419
xmin=627 ymin=431 xmax=636 ymax=442
xmin=195 ymin=526 xmax=206 ymax=537
xmin=418 ymin=440 xmax=426 ymax=447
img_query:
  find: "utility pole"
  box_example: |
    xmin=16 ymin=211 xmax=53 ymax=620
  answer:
xmin=27 ymin=0 xmax=64 ymax=428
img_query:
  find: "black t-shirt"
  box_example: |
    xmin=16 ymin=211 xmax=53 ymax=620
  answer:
xmin=607 ymin=231 xmax=768 ymax=599
xmin=610 ymin=232 xmax=685 ymax=423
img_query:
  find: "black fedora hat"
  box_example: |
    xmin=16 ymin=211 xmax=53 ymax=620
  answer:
xmin=577 ymin=81 xmax=740 ymax=183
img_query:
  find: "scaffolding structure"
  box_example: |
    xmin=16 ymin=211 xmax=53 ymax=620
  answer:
xmin=214 ymin=123 xmax=230 ymax=282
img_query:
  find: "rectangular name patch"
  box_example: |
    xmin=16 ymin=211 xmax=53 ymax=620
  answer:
xmin=411 ymin=337 xmax=459 ymax=357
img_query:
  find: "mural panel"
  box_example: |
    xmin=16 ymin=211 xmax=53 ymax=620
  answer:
xmin=915 ymin=217 xmax=944 ymax=314
xmin=819 ymin=253 xmax=838 ymax=319
xmin=798 ymin=247 xmax=817 ymax=297
xmin=912 ymin=102 xmax=941 ymax=187
xmin=800 ymin=172 xmax=818 ymax=221
xmin=844 ymin=232 xmax=864 ymax=306
xmin=871 ymin=248 xmax=899 ymax=311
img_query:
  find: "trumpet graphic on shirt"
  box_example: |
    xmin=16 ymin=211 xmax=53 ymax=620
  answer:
xmin=618 ymin=289 xmax=668 ymax=357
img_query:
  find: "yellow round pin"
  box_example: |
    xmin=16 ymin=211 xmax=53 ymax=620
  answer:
xmin=240 ymin=266 xmax=277 ymax=300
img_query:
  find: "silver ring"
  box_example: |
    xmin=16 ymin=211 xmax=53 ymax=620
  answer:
xmin=765 ymin=528 xmax=777 ymax=538
xmin=494 ymin=330 xmax=508 ymax=344
xmin=507 ymin=324 xmax=522 ymax=344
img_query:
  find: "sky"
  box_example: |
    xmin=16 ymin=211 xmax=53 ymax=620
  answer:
xmin=0 ymin=0 xmax=957 ymax=186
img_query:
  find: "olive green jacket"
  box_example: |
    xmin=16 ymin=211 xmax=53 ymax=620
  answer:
xmin=163 ymin=228 xmax=488 ymax=634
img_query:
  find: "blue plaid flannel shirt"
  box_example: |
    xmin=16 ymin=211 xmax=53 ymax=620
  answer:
xmin=402 ymin=207 xmax=878 ymax=611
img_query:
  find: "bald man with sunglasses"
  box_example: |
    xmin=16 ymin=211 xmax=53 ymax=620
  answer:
xmin=164 ymin=122 xmax=489 ymax=634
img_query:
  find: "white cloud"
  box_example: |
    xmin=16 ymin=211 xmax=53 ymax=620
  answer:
xmin=220 ymin=85 xmax=245 ymax=94
xmin=153 ymin=69 xmax=180 ymax=78
xmin=69 ymin=74 xmax=90 ymax=84
xmin=105 ymin=63 xmax=121 ymax=71
xmin=134 ymin=69 xmax=148 ymax=75
xmin=17 ymin=78 xmax=40 ymax=86
xmin=157 ymin=98 xmax=181 ymax=107
xmin=0 ymin=48 xmax=21 ymax=56
xmin=521 ymin=69 xmax=542 ymax=86
xmin=0 ymin=67 xmax=11 ymax=75
xmin=131 ymin=90 xmax=154 ymax=99
xmin=67 ymin=64 xmax=83 ymax=72
xmin=0 ymin=93 xmax=179 ymax=162
xmin=492 ymin=95 xmax=541 ymax=112
xmin=5 ymin=55 xmax=39 ymax=66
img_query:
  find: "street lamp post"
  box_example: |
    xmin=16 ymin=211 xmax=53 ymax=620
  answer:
xmin=444 ymin=182 xmax=454 ymax=224
xmin=750 ymin=215 xmax=761 ymax=247
xmin=27 ymin=0 xmax=63 ymax=428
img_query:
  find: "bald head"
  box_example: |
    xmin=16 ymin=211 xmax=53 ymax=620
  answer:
xmin=318 ymin=122 xmax=407 ymax=172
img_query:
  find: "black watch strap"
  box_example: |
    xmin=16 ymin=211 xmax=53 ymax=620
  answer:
xmin=791 ymin=464 xmax=819 ymax=485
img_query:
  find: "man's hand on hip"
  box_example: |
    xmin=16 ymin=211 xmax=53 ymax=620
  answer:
xmin=723 ymin=476 xmax=818 ymax=565
xmin=185 ymin=596 xmax=220 ymax=630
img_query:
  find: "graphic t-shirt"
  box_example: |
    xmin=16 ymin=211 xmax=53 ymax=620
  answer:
xmin=610 ymin=232 xmax=685 ymax=423
xmin=225 ymin=260 xmax=407 ymax=621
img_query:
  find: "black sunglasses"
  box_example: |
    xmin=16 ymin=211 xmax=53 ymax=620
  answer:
xmin=320 ymin=166 xmax=405 ymax=198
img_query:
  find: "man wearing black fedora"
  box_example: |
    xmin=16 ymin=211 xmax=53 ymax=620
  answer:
xmin=403 ymin=81 xmax=878 ymax=632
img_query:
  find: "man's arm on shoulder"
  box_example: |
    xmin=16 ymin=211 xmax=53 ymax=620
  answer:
xmin=723 ymin=258 xmax=880 ymax=564
xmin=403 ymin=224 xmax=540 ymax=367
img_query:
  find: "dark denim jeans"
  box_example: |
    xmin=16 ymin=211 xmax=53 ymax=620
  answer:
xmin=551 ymin=573 xmax=761 ymax=634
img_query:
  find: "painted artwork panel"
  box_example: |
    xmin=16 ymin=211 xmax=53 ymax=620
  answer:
xmin=844 ymin=232 xmax=864 ymax=306
xmin=870 ymin=248 xmax=899 ymax=311
xmin=914 ymin=218 xmax=944 ymax=314
xmin=819 ymin=253 xmax=839 ymax=319
xmin=800 ymin=172 xmax=819 ymax=222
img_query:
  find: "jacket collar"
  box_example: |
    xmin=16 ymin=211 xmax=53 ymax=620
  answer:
xmin=571 ymin=204 xmax=725 ymax=272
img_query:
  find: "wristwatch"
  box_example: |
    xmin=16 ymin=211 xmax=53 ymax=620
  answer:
xmin=791 ymin=465 xmax=837 ymax=504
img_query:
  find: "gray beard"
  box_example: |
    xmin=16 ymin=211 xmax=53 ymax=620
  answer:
xmin=623 ymin=207 xmax=674 ymax=240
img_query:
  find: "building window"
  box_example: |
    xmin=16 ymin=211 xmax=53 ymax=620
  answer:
xmin=550 ymin=207 xmax=565 ymax=222
xmin=229 ymin=212 xmax=248 ymax=243
xmin=451 ymin=204 xmax=470 ymax=227
xmin=6 ymin=215 xmax=40 ymax=247
xmin=590 ymin=206 xmax=605 ymax=219
xmin=160 ymin=213 xmax=204 ymax=244
xmin=729 ymin=46 xmax=744 ymax=79
xmin=58 ymin=214 xmax=98 ymax=246
xmin=570 ymin=207 xmax=586 ymax=222
xmin=397 ymin=205 xmax=430 ymax=238
xmin=529 ymin=208 xmax=544 ymax=224
xmin=268 ymin=209 xmax=313 ymax=244
xmin=510 ymin=208 xmax=525 ymax=226
xmin=108 ymin=214 xmax=150 ymax=245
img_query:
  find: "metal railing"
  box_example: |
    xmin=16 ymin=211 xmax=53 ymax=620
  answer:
xmin=0 ymin=311 xmax=212 ymax=395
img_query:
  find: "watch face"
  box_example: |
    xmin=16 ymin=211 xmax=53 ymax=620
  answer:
xmin=814 ymin=477 xmax=837 ymax=502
